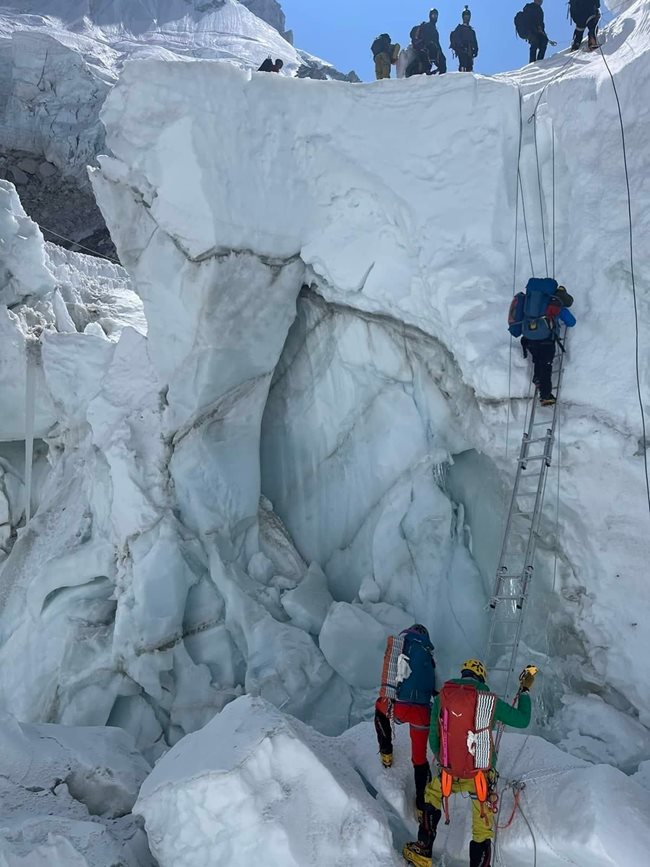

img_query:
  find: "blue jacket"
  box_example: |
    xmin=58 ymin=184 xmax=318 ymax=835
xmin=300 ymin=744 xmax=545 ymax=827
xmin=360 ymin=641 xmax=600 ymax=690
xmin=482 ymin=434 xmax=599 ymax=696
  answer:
xmin=558 ymin=307 xmax=577 ymax=328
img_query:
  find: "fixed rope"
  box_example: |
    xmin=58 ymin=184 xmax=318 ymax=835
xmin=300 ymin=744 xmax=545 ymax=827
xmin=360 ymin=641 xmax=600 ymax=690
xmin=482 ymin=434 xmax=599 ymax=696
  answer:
xmin=598 ymin=45 xmax=650 ymax=521
xmin=530 ymin=113 xmax=549 ymax=277
xmin=506 ymin=88 xmax=525 ymax=459
xmin=40 ymin=224 xmax=121 ymax=265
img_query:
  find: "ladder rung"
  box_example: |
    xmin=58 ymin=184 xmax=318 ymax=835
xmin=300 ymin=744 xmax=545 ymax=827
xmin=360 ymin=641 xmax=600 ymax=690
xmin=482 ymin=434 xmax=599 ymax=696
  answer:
xmin=525 ymin=436 xmax=553 ymax=445
xmin=520 ymin=454 xmax=551 ymax=463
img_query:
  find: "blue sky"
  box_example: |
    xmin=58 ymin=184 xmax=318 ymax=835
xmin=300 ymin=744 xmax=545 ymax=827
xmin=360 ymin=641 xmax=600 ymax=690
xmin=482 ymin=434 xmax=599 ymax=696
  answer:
xmin=281 ymin=1 xmax=612 ymax=79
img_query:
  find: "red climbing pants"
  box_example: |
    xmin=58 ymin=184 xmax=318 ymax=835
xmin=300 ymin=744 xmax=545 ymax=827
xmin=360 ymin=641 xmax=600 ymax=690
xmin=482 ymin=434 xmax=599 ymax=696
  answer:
xmin=375 ymin=697 xmax=431 ymax=765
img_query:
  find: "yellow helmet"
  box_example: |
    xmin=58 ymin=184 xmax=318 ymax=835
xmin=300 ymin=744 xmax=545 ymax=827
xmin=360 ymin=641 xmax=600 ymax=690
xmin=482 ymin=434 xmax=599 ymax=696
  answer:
xmin=462 ymin=659 xmax=487 ymax=682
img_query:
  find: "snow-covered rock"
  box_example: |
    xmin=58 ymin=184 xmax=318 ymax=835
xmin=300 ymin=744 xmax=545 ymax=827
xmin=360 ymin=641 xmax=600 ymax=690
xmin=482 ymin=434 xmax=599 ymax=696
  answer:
xmin=0 ymin=712 xmax=152 ymax=866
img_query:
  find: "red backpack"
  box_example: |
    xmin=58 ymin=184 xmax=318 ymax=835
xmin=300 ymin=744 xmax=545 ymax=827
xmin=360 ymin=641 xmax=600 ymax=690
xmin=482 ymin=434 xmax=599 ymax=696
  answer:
xmin=438 ymin=682 xmax=497 ymax=821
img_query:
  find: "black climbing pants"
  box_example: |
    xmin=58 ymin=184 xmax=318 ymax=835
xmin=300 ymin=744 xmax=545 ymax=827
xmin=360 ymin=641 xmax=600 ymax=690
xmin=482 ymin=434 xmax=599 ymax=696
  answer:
xmin=528 ymin=33 xmax=548 ymax=63
xmin=523 ymin=338 xmax=556 ymax=400
xmin=456 ymin=50 xmax=475 ymax=72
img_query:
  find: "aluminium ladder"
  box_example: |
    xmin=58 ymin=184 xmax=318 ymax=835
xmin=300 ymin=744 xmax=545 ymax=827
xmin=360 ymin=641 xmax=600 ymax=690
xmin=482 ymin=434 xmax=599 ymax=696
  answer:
xmin=485 ymin=337 xmax=566 ymax=701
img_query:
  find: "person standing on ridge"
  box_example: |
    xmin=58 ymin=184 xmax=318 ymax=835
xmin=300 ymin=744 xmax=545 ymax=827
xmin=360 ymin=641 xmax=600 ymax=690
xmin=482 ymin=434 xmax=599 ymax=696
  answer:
xmin=508 ymin=279 xmax=576 ymax=406
xmin=408 ymin=10 xmax=447 ymax=77
xmin=375 ymin=624 xmax=437 ymax=820
xmin=371 ymin=32 xmax=400 ymax=79
xmin=516 ymin=0 xmax=551 ymax=63
xmin=450 ymin=6 xmax=479 ymax=72
xmin=569 ymin=0 xmax=601 ymax=51
xmin=403 ymin=659 xmax=537 ymax=867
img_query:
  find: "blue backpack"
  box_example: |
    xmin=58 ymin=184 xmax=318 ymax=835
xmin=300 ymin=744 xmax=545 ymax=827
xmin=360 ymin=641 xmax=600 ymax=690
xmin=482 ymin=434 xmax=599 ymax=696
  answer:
xmin=508 ymin=278 xmax=560 ymax=341
xmin=395 ymin=629 xmax=436 ymax=706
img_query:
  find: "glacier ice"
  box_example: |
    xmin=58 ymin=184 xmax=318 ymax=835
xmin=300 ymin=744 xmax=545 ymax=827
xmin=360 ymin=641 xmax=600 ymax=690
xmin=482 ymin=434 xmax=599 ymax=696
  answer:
xmin=137 ymin=696 xmax=650 ymax=867
xmin=0 ymin=1 xmax=649 ymax=863
xmin=0 ymin=711 xmax=152 ymax=865
xmin=0 ymin=0 xmax=352 ymax=191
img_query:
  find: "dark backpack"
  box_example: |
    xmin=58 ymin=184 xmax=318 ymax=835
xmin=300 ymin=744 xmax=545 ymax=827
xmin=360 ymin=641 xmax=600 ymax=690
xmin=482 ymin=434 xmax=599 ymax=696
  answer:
xmin=514 ymin=9 xmax=533 ymax=40
xmin=522 ymin=277 xmax=560 ymax=341
xmin=371 ymin=33 xmax=391 ymax=58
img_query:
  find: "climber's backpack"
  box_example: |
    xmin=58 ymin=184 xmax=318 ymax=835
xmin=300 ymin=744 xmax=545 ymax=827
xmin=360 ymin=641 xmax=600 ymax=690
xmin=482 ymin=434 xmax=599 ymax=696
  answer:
xmin=379 ymin=630 xmax=436 ymax=706
xmin=371 ymin=33 xmax=392 ymax=57
xmin=514 ymin=9 xmax=533 ymax=40
xmin=438 ymin=681 xmax=497 ymax=818
xmin=522 ymin=277 xmax=560 ymax=341
xmin=508 ymin=291 xmax=526 ymax=337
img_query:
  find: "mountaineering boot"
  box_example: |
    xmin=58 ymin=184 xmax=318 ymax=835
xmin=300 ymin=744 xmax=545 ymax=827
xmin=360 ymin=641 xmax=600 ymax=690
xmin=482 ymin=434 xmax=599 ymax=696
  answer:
xmin=540 ymin=394 xmax=556 ymax=406
xmin=402 ymin=842 xmax=432 ymax=867
xmin=469 ymin=839 xmax=492 ymax=867
xmin=570 ymin=31 xmax=582 ymax=51
xmin=588 ymin=32 xmax=599 ymax=51
xmin=380 ymin=751 xmax=393 ymax=768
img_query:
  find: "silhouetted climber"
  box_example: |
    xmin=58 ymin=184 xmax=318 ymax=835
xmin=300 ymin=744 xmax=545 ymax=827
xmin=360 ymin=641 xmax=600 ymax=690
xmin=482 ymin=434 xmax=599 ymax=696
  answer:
xmin=258 ymin=57 xmax=284 ymax=73
xmin=407 ymin=9 xmax=447 ymax=77
xmin=403 ymin=660 xmax=537 ymax=867
xmin=515 ymin=0 xmax=551 ymax=63
xmin=569 ymin=0 xmax=601 ymax=51
xmin=508 ymin=279 xmax=576 ymax=406
xmin=450 ymin=6 xmax=479 ymax=72
xmin=371 ymin=33 xmax=400 ymax=79
xmin=375 ymin=625 xmax=437 ymax=819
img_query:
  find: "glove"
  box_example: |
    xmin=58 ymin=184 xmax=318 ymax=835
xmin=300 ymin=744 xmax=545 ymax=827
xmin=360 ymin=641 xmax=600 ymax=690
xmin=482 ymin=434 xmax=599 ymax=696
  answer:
xmin=519 ymin=665 xmax=538 ymax=692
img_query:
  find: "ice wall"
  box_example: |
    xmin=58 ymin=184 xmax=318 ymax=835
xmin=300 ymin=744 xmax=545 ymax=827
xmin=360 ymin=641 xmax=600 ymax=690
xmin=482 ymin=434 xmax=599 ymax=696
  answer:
xmin=87 ymin=0 xmax=650 ymax=754
xmin=0 ymin=0 xmax=648 ymax=771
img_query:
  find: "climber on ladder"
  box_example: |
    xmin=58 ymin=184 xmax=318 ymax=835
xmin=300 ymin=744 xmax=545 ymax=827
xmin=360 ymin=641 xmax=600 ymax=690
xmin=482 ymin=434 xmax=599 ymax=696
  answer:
xmin=403 ymin=659 xmax=537 ymax=867
xmin=508 ymin=279 xmax=576 ymax=405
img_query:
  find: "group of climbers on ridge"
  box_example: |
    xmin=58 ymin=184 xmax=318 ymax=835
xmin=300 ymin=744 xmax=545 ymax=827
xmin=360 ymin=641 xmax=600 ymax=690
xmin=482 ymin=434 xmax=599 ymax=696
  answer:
xmin=516 ymin=0 xmax=600 ymax=61
xmin=375 ymin=626 xmax=537 ymax=867
xmin=372 ymin=7 xmax=477 ymax=78
xmin=372 ymin=1 xmax=602 ymax=80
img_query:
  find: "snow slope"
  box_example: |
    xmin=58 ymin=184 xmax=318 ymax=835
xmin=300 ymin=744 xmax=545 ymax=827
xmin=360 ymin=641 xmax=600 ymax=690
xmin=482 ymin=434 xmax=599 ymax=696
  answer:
xmin=137 ymin=696 xmax=650 ymax=867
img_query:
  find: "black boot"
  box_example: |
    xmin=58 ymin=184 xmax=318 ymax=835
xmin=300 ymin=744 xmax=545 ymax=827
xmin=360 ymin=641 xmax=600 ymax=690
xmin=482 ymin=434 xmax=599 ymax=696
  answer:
xmin=570 ymin=29 xmax=583 ymax=51
xmin=413 ymin=762 xmax=432 ymax=812
xmin=469 ymin=839 xmax=492 ymax=867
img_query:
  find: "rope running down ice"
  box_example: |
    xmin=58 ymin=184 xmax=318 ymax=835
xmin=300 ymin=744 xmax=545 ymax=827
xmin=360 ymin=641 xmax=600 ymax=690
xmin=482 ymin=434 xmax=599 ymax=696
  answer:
xmin=506 ymin=88 xmax=525 ymax=460
xmin=597 ymin=45 xmax=650 ymax=521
